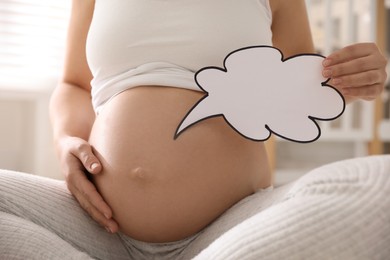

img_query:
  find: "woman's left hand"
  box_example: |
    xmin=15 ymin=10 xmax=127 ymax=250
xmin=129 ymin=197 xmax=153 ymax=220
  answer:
xmin=322 ymin=42 xmax=388 ymax=101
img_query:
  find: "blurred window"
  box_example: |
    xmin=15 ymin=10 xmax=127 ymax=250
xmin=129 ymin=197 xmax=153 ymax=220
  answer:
xmin=0 ymin=0 xmax=70 ymax=82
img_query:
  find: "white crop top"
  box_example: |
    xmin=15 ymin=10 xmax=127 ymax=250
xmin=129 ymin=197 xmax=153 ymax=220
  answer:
xmin=86 ymin=0 xmax=273 ymax=113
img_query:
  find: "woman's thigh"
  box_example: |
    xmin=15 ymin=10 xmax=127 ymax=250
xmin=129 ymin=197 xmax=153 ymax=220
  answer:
xmin=0 ymin=211 xmax=94 ymax=260
xmin=0 ymin=169 xmax=130 ymax=260
xmin=189 ymin=155 xmax=390 ymax=260
xmin=179 ymin=182 xmax=295 ymax=258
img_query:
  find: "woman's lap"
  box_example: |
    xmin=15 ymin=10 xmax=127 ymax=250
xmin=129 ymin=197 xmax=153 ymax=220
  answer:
xmin=1 ymin=155 xmax=390 ymax=260
xmin=0 ymin=170 xmax=130 ymax=260
xmin=0 ymin=211 xmax=93 ymax=260
xmin=191 ymin=155 xmax=390 ymax=260
xmin=0 ymin=168 xmax=292 ymax=260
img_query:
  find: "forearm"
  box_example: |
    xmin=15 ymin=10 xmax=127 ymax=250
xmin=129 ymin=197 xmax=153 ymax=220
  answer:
xmin=49 ymin=82 xmax=95 ymax=148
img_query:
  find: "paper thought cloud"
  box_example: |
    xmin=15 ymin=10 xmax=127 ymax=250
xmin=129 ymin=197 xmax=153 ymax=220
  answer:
xmin=175 ymin=46 xmax=345 ymax=143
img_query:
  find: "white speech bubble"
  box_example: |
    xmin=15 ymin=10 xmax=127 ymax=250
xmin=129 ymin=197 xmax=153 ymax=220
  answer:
xmin=175 ymin=46 xmax=345 ymax=143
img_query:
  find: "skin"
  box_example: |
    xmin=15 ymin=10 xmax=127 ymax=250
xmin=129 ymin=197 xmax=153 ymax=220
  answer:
xmin=50 ymin=0 xmax=387 ymax=238
xmin=323 ymin=43 xmax=388 ymax=102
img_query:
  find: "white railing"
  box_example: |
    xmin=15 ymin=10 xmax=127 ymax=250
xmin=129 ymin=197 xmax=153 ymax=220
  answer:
xmin=286 ymin=0 xmax=380 ymax=156
xmin=379 ymin=76 xmax=390 ymax=141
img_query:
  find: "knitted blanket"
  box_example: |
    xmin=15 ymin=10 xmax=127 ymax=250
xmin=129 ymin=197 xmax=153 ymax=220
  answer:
xmin=193 ymin=155 xmax=390 ymax=260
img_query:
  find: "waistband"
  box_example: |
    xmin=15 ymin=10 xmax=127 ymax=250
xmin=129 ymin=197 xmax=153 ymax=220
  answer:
xmin=91 ymin=62 xmax=201 ymax=114
xmin=118 ymin=230 xmax=201 ymax=260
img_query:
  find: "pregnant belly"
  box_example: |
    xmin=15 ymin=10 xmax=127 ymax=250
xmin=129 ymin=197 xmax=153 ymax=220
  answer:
xmin=88 ymin=86 xmax=271 ymax=242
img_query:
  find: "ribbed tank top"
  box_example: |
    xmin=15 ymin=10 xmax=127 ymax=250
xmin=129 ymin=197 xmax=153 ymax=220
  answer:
xmin=86 ymin=0 xmax=273 ymax=113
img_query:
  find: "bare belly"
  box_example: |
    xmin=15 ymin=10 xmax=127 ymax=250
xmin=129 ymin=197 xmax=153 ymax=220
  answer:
xmin=89 ymin=86 xmax=271 ymax=242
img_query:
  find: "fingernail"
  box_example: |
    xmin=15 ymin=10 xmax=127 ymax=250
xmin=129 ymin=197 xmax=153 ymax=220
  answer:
xmin=90 ymin=163 xmax=99 ymax=171
xmin=105 ymin=227 xmax=112 ymax=233
xmin=323 ymin=69 xmax=332 ymax=78
xmin=332 ymin=78 xmax=342 ymax=85
xmin=104 ymin=213 xmax=110 ymax=219
xmin=323 ymin=58 xmax=331 ymax=67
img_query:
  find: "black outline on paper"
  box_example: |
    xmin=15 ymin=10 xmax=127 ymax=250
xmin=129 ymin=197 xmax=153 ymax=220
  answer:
xmin=174 ymin=45 xmax=346 ymax=143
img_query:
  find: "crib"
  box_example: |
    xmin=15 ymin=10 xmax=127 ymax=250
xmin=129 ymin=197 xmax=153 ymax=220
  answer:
xmin=309 ymin=0 xmax=383 ymax=151
xmin=276 ymin=0 xmax=388 ymax=158
xmin=266 ymin=0 xmax=389 ymax=184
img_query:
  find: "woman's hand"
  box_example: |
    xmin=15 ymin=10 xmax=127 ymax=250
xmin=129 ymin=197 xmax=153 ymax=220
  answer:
xmin=58 ymin=136 xmax=118 ymax=233
xmin=323 ymin=42 xmax=388 ymax=101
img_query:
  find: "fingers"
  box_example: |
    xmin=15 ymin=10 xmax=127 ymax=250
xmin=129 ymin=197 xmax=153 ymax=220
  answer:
xmin=330 ymin=70 xmax=386 ymax=89
xmin=324 ymin=42 xmax=381 ymax=65
xmin=323 ymin=54 xmax=383 ymax=78
xmin=323 ymin=42 xmax=388 ymax=101
xmin=68 ymin=138 xmax=102 ymax=174
xmin=343 ymin=84 xmax=382 ymax=101
xmin=68 ymin=173 xmax=119 ymax=233
xmin=59 ymin=136 xmax=117 ymax=233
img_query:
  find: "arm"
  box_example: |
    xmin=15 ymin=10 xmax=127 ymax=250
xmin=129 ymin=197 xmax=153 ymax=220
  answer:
xmin=269 ymin=0 xmax=315 ymax=57
xmin=49 ymin=0 xmax=118 ymax=233
xmin=50 ymin=0 xmax=95 ymax=142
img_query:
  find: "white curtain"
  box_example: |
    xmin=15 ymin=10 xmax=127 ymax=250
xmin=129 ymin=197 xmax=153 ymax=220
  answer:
xmin=0 ymin=0 xmax=70 ymax=83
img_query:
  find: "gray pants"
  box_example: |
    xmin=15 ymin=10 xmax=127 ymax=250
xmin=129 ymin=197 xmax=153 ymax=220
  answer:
xmin=1 ymin=155 xmax=390 ymax=260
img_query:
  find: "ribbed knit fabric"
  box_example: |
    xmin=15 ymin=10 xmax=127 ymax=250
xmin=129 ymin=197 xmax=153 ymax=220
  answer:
xmin=0 ymin=171 xmax=130 ymax=260
xmin=1 ymin=155 xmax=389 ymax=259
xmin=193 ymin=155 xmax=390 ymax=260
xmin=0 ymin=171 xmax=202 ymax=260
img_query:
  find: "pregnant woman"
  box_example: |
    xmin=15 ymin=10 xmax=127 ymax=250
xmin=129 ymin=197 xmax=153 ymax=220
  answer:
xmin=0 ymin=0 xmax=388 ymax=259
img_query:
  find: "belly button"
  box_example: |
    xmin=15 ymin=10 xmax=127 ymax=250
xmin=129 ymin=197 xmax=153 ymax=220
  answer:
xmin=129 ymin=167 xmax=148 ymax=181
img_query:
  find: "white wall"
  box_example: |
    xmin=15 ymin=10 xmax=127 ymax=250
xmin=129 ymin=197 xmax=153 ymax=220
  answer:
xmin=0 ymin=80 xmax=61 ymax=179
xmin=0 ymin=100 xmax=34 ymax=172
